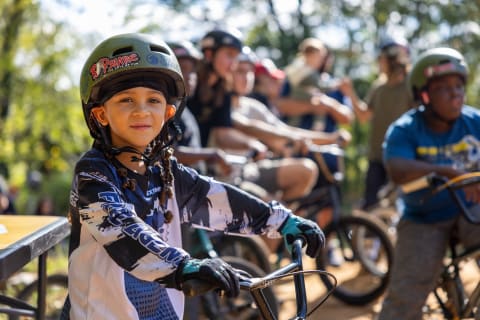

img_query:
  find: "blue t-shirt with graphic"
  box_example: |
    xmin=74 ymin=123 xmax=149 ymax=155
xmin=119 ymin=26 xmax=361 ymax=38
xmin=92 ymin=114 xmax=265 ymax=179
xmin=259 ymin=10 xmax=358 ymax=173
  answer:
xmin=383 ymin=105 xmax=480 ymax=223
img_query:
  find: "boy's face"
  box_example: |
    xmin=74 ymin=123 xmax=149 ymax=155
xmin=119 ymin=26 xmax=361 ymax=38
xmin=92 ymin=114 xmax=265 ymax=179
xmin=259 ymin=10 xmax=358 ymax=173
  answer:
xmin=255 ymin=74 xmax=282 ymax=99
xmin=178 ymin=58 xmax=197 ymax=97
xmin=305 ymin=48 xmax=327 ymax=70
xmin=212 ymin=47 xmax=240 ymax=79
xmin=91 ymin=87 xmax=175 ymax=151
xmin=232 ymin=61 xmax=255 ymax=95
xmin=425 ymin=74 xmax=465 ymax=122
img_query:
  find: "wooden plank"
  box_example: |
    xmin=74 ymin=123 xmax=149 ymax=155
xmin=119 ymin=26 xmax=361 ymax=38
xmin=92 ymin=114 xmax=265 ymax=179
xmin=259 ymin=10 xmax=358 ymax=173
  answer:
xmin=0 ymin=215 xmax=60 ymax=249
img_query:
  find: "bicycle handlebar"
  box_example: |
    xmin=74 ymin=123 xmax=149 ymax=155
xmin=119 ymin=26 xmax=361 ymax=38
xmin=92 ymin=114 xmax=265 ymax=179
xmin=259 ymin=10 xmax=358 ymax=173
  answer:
xmin=181 ymin=237 xmax=305 ymax=297
xmin=400 ymin=172 xmax=480 ymax=224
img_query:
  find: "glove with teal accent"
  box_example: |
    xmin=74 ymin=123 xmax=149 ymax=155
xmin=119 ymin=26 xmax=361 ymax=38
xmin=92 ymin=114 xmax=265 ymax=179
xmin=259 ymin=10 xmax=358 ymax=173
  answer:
xmin=279 ymin=214 xmax=325 ymax=258
xmin=175 ymin=257 xmax=240 ymax=297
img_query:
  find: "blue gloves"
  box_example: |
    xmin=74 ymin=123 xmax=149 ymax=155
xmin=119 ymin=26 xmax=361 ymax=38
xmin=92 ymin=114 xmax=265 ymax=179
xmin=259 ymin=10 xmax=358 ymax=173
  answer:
xmin=279 ymin=214 xmax=325 ymax=258
xmin=176 ymin=258 xmax=240 ymax=297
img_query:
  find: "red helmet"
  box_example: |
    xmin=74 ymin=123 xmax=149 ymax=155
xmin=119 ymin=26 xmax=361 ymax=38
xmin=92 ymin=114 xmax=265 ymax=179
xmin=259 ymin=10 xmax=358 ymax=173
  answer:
xmin=254 ymin=59 xmax=285 ymax=80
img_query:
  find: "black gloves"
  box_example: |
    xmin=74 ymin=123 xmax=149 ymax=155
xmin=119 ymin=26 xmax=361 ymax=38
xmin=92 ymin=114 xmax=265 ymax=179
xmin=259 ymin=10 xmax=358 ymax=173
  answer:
xmin=176 ymin=257 xmax=240 ymax=297
xmin=279 ymin=214 xmax=325 ymax=258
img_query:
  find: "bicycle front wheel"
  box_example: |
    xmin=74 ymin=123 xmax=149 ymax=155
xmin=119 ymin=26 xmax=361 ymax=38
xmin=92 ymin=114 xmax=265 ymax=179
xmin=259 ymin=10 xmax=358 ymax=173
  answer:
xmin=200 ymin=256 xmax=279 ymax=320
xmin=316 ymin=213 xmax=394 ymax=305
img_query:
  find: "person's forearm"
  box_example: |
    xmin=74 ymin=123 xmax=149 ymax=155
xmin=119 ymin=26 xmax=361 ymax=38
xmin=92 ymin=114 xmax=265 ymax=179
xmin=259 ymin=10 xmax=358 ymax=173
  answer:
xmin=174 ymin=147 xmax=217 ymax=166
xmin=272 ymin=97 xmax=316 ymax=116
xmin=212 ymin=127 xmax=264 ymax=152
xmin=338 ymin=78 xmax=372 ymax=124
xmin=386 ymin=158 xmax=460 ymax=185
xmin=232 ymin=116 xmax=291 ymax=144
xmin=349 ymin=93 xmax=372 ymax=124
xmin=292 ymin=127 xmax=339 ymax=145
xmin=312 ymin=94 xmax=354 ymax=125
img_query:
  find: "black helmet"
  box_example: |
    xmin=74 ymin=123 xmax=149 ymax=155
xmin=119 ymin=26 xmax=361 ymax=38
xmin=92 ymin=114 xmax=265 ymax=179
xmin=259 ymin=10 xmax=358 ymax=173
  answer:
xmin=80 ymin=33 xmax=186 ymax=141
xmin=168 ymin=40 xmax=202 ymax=62
xmin=409 ymin=47 xmax=468 ymax=99
xmin=200 ymin=29 xmax=242 ymax=53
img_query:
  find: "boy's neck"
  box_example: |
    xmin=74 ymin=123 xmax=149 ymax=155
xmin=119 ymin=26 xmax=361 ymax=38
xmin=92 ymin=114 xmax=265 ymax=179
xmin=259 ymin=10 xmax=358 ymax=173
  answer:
xmin=116 ymin=152 xmax=147 ymax=174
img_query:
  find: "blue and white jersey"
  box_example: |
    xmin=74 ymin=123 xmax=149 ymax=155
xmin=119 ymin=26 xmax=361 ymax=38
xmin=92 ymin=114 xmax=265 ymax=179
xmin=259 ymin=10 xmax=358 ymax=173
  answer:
xmin=67 ymin=147 xmax=289 ymax=319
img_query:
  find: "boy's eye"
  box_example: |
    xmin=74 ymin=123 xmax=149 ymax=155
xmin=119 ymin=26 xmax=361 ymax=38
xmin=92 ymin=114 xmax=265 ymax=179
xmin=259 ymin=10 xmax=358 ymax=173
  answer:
xmin=117 ymin=97 xmax=133 ymax=103
xmin=149 ymin=97 xmax=162 ymax=104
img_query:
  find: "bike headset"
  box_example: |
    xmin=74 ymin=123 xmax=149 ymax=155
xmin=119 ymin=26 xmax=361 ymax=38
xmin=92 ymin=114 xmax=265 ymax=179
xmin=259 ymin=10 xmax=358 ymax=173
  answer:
xmin=408 ymin=47 xmax=469 ymax=125
xmin=80 ymin=33 xmax=187 ymax=167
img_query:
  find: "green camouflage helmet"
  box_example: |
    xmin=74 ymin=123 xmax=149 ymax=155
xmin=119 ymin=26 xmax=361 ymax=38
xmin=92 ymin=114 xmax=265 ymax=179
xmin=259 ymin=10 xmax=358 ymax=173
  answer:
xmin=409 ymin=47 xmax=468 ymax=100
xmin=80 ymin=33 xmax=186 ymax=140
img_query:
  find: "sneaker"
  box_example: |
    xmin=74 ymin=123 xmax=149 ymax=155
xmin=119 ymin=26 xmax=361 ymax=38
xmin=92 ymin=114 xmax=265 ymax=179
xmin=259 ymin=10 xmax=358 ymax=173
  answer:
xmin=365 ymin=238 xmax=381 ymax=261
xmin=327 ymin=246 xmax=344 ymax=267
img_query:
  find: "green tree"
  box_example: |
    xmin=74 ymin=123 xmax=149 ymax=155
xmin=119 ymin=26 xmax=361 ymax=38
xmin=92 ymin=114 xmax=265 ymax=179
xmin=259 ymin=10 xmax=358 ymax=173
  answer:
xmin=0 ymin=0 xmax=91 ymax=213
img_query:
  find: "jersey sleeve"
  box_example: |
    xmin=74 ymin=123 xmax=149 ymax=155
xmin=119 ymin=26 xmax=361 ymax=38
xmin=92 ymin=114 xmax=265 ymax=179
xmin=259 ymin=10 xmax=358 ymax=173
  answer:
xmin=72 ymin=159 xmax=189 ymax=284
xmin=172 ymin=160 xmax=290 ymax=238
xmin=383 ymin=113 xmax=417 ymax=162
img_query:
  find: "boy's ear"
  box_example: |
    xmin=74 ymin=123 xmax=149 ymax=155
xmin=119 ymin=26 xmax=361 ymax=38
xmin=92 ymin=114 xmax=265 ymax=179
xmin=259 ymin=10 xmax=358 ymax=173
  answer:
xmin=91 ymin=107 xmax=108 ymax=126
xmin=165 ymin=104 xmax=176 ymax=120
xmin=421 ymin=91 xmax=430 ymax=105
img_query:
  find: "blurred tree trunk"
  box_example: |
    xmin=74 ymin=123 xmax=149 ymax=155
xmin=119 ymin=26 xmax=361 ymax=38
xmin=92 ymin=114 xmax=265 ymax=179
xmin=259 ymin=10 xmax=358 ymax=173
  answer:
xmin=0 ymin=0 xmax=28 ymax=129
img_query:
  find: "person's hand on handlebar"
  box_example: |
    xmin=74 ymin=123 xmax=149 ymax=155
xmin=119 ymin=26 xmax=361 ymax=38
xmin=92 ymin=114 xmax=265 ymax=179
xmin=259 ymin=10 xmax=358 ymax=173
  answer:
xmin=443 ymin=169 xmax=480 ymax=204
xmin=175 ymin=257 xmax=240 ymax=297
xmin=279 ymin=214 xmax=325 ymax=258
xmin=457 ymin=173 xmax=480 ymax=204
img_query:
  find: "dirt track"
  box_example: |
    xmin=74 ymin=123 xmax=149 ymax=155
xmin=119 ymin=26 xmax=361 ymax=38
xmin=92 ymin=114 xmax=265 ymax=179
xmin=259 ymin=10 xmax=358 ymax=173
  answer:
xmin=275 ymin=258 xmax=479 ymax=320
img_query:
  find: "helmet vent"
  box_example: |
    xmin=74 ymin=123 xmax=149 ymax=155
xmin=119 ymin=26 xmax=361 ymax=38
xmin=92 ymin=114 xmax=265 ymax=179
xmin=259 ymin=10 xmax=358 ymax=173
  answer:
xmin=112 ymin=46 xmax=133 ymax=56
xmin=150 ymin=45 xmax=170 ymax=55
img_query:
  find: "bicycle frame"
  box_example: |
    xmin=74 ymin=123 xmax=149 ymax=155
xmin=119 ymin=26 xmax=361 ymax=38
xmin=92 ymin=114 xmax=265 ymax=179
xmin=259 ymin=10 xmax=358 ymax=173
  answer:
xmin=453 ymin=247 xmax=480 ymax=318
xmin=401 ymin=172 xmax=480 ymax=319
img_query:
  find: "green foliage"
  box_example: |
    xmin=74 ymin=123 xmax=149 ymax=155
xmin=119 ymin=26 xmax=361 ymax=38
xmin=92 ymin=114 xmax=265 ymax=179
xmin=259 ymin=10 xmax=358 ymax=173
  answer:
xmin=0 ymin=0 xmax=90 ymax=213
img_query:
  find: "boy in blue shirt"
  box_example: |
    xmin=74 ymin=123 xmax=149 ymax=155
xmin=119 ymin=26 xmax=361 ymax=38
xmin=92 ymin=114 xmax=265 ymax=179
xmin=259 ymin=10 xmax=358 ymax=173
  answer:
xmin=379 ymin=47 xmax=480 ymax=319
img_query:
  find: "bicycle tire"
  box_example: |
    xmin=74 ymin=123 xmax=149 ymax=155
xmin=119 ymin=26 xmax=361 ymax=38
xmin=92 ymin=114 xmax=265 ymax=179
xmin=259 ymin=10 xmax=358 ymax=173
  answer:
xmin=10 ymin=273 xmax=68 ymax=320
xmin=200 ymin=256 xmax=279 ymax=320
xmin=316 ymin=213 xmax=394 ymax=305
xmin=211 ymin=234 xmax=272 ymax=273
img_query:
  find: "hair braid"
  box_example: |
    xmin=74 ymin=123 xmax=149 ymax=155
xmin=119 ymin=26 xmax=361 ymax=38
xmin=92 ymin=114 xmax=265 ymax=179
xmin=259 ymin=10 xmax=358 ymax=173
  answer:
xmin=117 ymin=167 xmax=137 ymax=191
xmin=159 ymin=147 xmax=175 ymax=224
